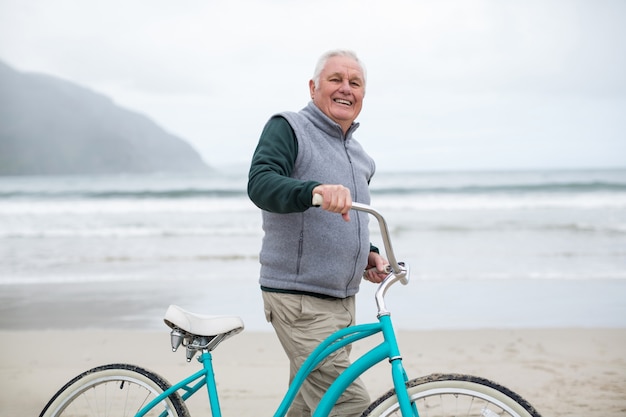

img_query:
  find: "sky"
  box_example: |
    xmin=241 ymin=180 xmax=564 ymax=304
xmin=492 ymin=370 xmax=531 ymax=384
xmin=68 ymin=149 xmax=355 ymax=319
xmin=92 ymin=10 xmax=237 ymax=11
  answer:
xmin=1 ymin=0 xmax=625 ymax=172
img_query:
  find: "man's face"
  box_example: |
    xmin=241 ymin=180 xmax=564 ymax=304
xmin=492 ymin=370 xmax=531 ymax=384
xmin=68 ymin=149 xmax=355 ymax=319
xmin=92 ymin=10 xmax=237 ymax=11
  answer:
xmin=309 ymin=55 xmax=365 ymax=133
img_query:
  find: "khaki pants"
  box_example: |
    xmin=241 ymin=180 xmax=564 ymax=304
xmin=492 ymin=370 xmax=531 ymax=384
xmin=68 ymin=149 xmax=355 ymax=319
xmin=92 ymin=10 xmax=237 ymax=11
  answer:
xmin=262 ymin=291 xmax=370 ymax=417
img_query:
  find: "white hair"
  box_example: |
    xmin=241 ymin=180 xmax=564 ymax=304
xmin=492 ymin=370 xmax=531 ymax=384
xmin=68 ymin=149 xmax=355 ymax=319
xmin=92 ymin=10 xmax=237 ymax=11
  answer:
xmin=311 ymin=49 xmax=367 ymax=89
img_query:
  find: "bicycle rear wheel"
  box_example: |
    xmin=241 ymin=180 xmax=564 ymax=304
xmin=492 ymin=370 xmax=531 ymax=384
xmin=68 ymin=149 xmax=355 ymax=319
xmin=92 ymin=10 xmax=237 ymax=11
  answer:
xmin=362 ymin=373 xmax=541 ymax=417
xmin=39 ymin=363 xmax=190 ymax=417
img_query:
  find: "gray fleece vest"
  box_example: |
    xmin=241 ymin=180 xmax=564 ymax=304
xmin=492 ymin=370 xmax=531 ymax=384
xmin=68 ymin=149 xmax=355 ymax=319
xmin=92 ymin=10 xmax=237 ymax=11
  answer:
xmin=259 ymin=102 xmax=376 ymax=298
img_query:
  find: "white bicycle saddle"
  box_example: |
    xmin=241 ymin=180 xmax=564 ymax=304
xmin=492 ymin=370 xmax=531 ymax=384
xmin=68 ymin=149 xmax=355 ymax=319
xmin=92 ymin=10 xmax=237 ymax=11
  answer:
xmin=164 ymin=305 xmax=244 ymax=338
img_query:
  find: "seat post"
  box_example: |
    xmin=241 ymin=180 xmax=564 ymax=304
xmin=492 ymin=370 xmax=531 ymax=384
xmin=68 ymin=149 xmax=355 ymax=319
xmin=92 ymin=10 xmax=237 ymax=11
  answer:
xmin=199 ymin=351 xmax=223 ymax=417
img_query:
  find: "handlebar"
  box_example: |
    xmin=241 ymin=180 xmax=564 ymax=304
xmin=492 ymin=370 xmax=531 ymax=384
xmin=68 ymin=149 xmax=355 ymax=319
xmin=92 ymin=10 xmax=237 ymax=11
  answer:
xmin=312 ymin=194 xmax=409 ymax=316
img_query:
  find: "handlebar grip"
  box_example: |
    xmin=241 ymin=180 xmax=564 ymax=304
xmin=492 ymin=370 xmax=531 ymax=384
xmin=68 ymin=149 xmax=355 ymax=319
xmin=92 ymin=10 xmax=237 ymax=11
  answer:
xmin=312 ymin=193 xmax=324 ymax=206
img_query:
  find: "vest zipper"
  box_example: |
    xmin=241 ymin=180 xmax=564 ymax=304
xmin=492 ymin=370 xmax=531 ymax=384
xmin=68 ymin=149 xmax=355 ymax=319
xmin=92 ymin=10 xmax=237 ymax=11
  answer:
xmin=343 ymin=140 xmax=362 ymax=293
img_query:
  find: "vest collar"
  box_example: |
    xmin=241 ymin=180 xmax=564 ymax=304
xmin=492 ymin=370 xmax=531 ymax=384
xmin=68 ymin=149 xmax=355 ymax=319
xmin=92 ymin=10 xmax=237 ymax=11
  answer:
xmin=302 ymin=101 xmax=360 ymax=140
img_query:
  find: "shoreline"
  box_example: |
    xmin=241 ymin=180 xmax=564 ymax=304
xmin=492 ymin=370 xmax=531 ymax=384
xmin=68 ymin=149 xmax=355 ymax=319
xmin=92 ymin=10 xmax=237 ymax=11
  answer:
xmin=1 ymin=328 xmax=624 ymax=416
xmin=2 ymin=277 xmax=626 ymax=331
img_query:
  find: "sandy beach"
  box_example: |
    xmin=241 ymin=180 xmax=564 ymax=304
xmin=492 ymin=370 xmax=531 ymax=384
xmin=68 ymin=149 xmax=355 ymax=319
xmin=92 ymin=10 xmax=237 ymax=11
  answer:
xmin=1 ymin=328 xmax=624 ymax=416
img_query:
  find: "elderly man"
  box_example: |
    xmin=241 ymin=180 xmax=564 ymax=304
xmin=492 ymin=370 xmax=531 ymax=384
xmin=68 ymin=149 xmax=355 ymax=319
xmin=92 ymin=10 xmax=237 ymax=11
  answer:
xmin=248 ymin=49 xmax=387 ymax=417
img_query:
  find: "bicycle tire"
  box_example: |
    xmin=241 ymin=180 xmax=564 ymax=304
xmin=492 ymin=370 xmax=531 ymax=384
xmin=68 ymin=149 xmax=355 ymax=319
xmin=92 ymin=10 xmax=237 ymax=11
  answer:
xmin=362 ymin=373 xmax=541 ymax=417
xmin=39 ymin=363 xmax=190 ymax=417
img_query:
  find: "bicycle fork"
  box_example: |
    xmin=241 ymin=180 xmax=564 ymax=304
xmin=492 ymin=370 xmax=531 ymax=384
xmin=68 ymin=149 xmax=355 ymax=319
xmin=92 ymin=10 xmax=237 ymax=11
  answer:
xmin=382 ymin=314 xmax=420 ymax=417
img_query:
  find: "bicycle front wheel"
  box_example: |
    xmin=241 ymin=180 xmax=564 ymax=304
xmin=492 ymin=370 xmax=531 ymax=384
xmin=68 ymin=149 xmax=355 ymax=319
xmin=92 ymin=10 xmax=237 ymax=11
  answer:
xmin=362 ymin=373 xmax=541 ymax=417
xmin=39 ymin=363 xmax=190 ymax=417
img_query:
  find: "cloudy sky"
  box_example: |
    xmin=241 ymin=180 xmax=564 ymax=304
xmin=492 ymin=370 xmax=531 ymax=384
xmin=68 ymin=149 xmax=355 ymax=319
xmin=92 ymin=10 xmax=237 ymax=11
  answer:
xmin=1 ymin=0 xmax=625 ymax=172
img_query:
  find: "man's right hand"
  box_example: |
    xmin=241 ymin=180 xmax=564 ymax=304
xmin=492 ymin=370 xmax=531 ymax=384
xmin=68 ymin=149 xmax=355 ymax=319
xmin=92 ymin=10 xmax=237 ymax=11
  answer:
xmin=312 ymin=185 xmax=352 ymax=222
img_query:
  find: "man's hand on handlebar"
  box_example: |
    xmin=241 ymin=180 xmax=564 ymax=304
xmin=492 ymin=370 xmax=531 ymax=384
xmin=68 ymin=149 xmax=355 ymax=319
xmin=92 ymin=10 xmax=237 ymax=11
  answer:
xmin=364 ymin=252 xmax=389 ymax=284
xmin=312 ymin=185 xmax=352 ymax=222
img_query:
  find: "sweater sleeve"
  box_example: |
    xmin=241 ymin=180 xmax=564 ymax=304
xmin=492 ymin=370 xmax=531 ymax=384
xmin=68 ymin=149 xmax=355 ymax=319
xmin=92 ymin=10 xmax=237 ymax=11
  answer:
xmin=248 ymin=116 xmax=321 ymax=213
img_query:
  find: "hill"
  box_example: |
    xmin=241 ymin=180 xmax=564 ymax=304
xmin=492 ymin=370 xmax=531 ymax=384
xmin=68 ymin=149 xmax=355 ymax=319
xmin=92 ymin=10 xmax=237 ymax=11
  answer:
xmin=0 ymin=61 xmax=210 ymax=176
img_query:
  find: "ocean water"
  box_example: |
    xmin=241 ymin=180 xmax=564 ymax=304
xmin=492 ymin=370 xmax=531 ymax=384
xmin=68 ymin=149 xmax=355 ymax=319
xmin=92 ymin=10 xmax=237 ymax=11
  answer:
xmin=1 ymin=168 xmax=625 ymax=330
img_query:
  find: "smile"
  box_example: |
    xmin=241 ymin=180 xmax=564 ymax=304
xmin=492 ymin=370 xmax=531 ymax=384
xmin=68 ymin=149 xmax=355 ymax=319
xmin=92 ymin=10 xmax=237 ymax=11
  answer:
xmin=333 ymin=98 xmax=352 ymax=106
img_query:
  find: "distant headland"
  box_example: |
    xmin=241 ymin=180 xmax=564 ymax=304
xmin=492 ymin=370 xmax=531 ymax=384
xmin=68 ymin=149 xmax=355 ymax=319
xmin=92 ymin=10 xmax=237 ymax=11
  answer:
xmin=0 ymin=60 xmax=210 ymax=176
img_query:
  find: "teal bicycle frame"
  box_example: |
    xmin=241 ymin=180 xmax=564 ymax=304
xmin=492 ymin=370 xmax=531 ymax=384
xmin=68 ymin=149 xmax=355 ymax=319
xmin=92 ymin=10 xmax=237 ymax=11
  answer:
xmin=138 ymin=312 xmax=416 ymax=417
xmin=138 ymin=200 xmax=416 ymax=417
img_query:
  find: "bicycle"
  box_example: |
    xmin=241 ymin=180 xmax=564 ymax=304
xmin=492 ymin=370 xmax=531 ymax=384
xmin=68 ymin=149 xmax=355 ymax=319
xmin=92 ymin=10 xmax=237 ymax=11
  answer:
xmin=39 ymin=198 xmax=542 ymax=417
